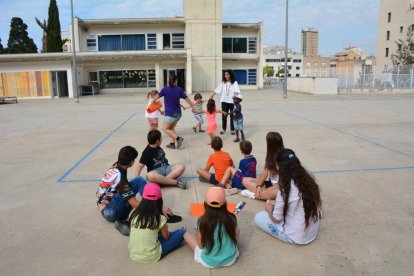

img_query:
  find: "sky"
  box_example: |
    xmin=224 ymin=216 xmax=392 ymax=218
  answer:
xmin=0 ymin=0 xmax=379 ymax=56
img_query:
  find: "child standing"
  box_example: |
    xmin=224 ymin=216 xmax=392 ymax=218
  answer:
xmin=145 ymin=90 xmax=163 ymax=131
xmin=129 ymin=183 xmax=186 ymax=263
xmin=231 ymin=95 xmax=244 ymax=143
xmin=191 ymin=93 xmax=205 ymax=133
xmin=184 ymin=187 xmax=240 ymax=268
xmin=205 ymin=99 xmax=227 ymax=145
xmin=196 ymin=136 xmax=234 ymax=187
xmin=218 ymin=140 xmax=257 ymax=194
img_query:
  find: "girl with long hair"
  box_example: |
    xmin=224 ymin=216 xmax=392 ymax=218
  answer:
xmin=254 ymin=149 xmax=322 ymax=244
xmin=204 ymin=99 xmax=227 ymax=145
xmin=241 ymin=131 xmax=285 ymax=200
xmin=184 ymin=187 xmax=240 ymax=268
xmin=128 ymin=183 xmax=186 ymax=263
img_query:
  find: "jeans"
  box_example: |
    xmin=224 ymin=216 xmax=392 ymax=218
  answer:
xmin=158 ymin=227 xmax=186 ymax=257
xmin=221 ymin=102 xmax=234 ymax=131
xmin=102 ymin=177 xmax=147 ymax=223
xmin=254 ymin=211 xmax=295 ymax=244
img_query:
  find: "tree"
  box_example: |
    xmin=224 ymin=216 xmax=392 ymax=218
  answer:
xmin=276 ymin=67 xmax=288 ymax=77
xmin=35 ymin=18 xmax=47 ymax=52
xmin=46 ymin=0 xmax=63 ymax=52
xmin=6 ymin=17 xmax=38 ymax=53
xmin=263 ymin=65 xmax=275 ymax=77
xmin=391 ymin=29 xmax=414 ymax=66
xmin=0 ymin=38 xmax=4 ymax=54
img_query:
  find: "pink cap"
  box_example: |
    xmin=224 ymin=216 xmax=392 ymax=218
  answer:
xmin=205 ymin=187 xmax=226 ymax=208
xmin=142 ymin=183 xmax=162 ymax=201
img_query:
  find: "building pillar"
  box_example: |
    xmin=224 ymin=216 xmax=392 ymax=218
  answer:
xmin=67 ymin=68 xmax=74 ymax=98
xmin=155 ymin=62 xmax=161 ymax=91
xmin=186 ymin=48 xmax=192 ymax=94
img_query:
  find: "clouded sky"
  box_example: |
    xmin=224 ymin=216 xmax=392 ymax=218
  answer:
xmin=0 ymin=0 xmax=379 ymax=56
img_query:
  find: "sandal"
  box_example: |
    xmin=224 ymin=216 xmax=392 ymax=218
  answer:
xmin=231 ymin=131 xmax=236 ymax=135
xmin=220 ymin=130 xmax=226 ymax=135
xmin=167 ymin=214 xmax=182 ymax=224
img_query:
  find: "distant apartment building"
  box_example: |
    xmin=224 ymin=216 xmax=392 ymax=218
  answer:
xmin=302 ymin=56 xmax=332 ymax=77
xmin=331 ymin=46 xmax=376 ymax=79
xmin=264 ymin=46 xmax=303 ymax=77
xmin=376 ymin=0 xmax=414 ymax=71
xmin=301 ymin=27 xmax=319 ymax=57
xmin=0 ymin=0 xmax=263 ymax=99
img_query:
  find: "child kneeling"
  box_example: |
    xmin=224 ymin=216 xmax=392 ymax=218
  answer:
xmin=129 ymin=183 xmax=185 ymax=263
xmin=184 ymin=187 xmax=240 ymax=268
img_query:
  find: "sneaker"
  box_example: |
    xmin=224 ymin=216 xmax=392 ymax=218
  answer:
xmin=241 ymin=189 xmax=256 ymax=199
xmin=219 ymin=130 xmax=226 ymax=135
xmin=192 ymin=126 xmax=197 ymax=133
xmin=198 ymin=176 xmax=209 ymax=183
xmin=114 ymin=221 xmax=130 ymax=236
xmin=215 ymin=182 xmax=225 ymax=188
xmin=225 ymin=188 xmax=238 ymax=196
xmin=166 ymin=143 xmax=176 ymax=149
xmin=167 ymin=214 xmax=183 ymax=224
xmin=198 ymin=129 xmax=205 ymax=132
xmin=233 ymin=138 xmax=240 ymax=143
xmin=176 ymin=179 xmax=187 ymax=189
xmin=176 ymin=136 xmax=184 ymax=149
xmin=231 ymin=131 xmax=236 ymax=135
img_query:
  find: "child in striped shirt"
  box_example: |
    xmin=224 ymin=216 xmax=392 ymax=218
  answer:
xmin=192 ymin=93 xmax=205 ymax=133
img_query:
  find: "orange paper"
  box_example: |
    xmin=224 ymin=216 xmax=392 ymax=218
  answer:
xmin=147 ymin=101 xmax=162 ymax=113
xmin=190 ymin=203 xmax=236 ymax=216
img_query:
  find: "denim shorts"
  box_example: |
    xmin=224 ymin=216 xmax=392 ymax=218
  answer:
xmin=152 ymin=165 xmax=173 ymax=177
xmin=194 ymin=114 xmax=204 ymax=124
xmin=234 ymin=118 xmax=243 ymax=130
xmin=164 ymin=113 xmax=182 ymax=124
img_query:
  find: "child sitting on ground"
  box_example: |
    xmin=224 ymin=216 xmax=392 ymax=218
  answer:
xmin=129 ymin=183 xmax=186 ymax=263
xmin=191 ymin=93 xmax=205 ymax=133
xmin=230 ymin=94 xmax=244 ymax=143
xmin=196 ymin=136 xmax=234 ymax=189
xmin=144 ymin=90 xmax=163 ymax=131
xmin=217 ymin=140 xmax=257 ymax=195
xmin=184 ymin=187 xmax=240 ymax=268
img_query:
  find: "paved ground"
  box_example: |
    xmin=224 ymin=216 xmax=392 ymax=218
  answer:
xmin=1 ymin=87 xmax=413 ymax=275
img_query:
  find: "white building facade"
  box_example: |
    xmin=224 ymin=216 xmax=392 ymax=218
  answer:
xmin=263 ymin=46 xmax=303 ymax=77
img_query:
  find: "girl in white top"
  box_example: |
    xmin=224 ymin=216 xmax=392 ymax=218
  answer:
xmin=144 ymin=90 xmax=163 ymax=131
xmin=210 ymin=70 xmax=241 ymax=135
xmin=255 ymin=149 xmax=322 ymax=244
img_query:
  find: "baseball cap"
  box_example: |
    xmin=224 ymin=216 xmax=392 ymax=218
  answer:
xmin=233 ymin=94 xmax=243 ymax=100
xmin=205 ymin=187 xmax=226 ymax=208
xmin=142 ymin=183 xmax=162 ymax=201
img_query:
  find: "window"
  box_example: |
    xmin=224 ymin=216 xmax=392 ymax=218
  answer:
xmin=100 ymin=71 xmax=123 ymax=88
xmin=99 ymin=70 xmax=156 ymax=89
xmin=386 ymin=31 xmax=390 ymax=40
xmin=233 ymin=70 xmax=247 ymax=85
xmin=233 ymin=38 xmax=247 ymax=53
xmin=172 ymin=33 xmax=185 ymax=49
xmin=98 ymin=35 xmax=121 ymax=51
xmin=293 ymin=59 xmax=302 ymax=63
xmin=97 ymin=34 xmax=147 ymax=51
xmin=122 ymin=35 xmax=145 ymax=51
xmin=266 ymin=59 xmax=277 ymax=62
xmin=148 ymin=70 xmax=156 ymax=87
xmin=296 ymin=74 xmax=300 ymax=77
xmin=88 ymin=72 xmax=98 ymax=83
xmin=124 ymin=70 xmax=147 ymax=88
xmin=163 ymin=33 xmax=171 ymax=49
xmin=276 ymin=59 xmax=281 ymax=62
xmin=385 ymin=48 xmax=389 ymax=57
xmin=288 ymin=66 xmax=292 ymax=70
xmin=223 ymin=38 xmax=232 ymax=53
xmin=147 ymin=34 xmax=157 ymax=49
xmin=387 ymin=12 xmax=391 ymax=22
xmin=248 ymin=69 xmax=257 ymax=85
xmin=412 ymin=24 xmax=414 ymax=31
xmin=296 ymin=66 xmax=300 ymax=70
xmin=400 ymin=26 xmax=403 ymax=33
xmin=248 ymin=37 xmax=257 ymax=53
xmin=86 ymin=35 xmax=97 ymax=51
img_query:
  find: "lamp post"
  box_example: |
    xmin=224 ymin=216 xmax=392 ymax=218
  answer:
xmin=71 ymin=0 xmax=79 ymax=103
xmin=283 ymin=0 xmax=288 ymax=99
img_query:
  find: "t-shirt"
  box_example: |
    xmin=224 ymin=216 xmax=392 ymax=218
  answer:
xmin=193 ymin=100 xmax=204 ymax=114
xmin=234 ymin=155 xmax=256 ymax=179
xmin=272 ymin=180 xmax=320 ymax=244
xmin=233 ymin=103 xmax=242 ymax=120
xmin=206 ymin=151 xmax=234 ymax=182
xmin=129 ymin=215 xmax=167 ymax=263
xmin=214 ymin=81 xmax=241 ymax=103
xmin=96 ymin=164 xmax=134 ymax=211
xmin=144 ymin=99 xmax=161 ymax=118
xmin=139 ymin=145 xmax=169 ymax=172
xmin=206 ymin=110 xmax=217 ymax=127
xmin=200 ymin=222 xmax=238 ymax=267
xmin=159 ymin=85 xmax=188 ymax=116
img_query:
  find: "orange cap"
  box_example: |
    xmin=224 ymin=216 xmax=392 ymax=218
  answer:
xmin=205 ymin=187 xmax=226 ymax=208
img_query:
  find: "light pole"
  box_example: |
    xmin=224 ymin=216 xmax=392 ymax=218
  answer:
xmin=283 ymin=0 xmax=288 ymax=99
xmin=71 ymin=0 xmax=79 ymax=103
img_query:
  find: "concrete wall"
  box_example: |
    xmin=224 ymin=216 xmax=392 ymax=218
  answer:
xmin=338 ymin=88 xmax=414 ymax=95
xmin=287 ymin=77 xmax=338 ymax=95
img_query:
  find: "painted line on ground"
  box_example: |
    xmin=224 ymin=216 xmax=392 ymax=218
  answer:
xmin=277 ymin=109 xmax=414 ymax=159
xmin=56 ymin=113 xmax=136 ymax=183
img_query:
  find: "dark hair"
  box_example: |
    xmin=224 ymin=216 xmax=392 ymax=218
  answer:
xmin=117 ymin=146 xmax=138 ymax=166
xmin=194 ymin=93 xmax=202 ymax=100
xmin=198 ymin=202 xmax=237 ymax=254
xmin=223 ymin=70 xmax=235 ymax=84
xmin=265 ymin=132 xmax=284 ymax=174
xmin=168 ymin=74 xmax=178 ymax=87
xmin=147 ymin=129 xmax=161 ymax=144
xmin=207 ymin=99 xmax=216 ymax=114
xmin=277 ymin=149 xmax=321 ymax=229
xmin=211 ymin=136 xmax=223 ymax=150
xmin=239 ymin=140 xmax=252 ymax=155
xmin=129 ymin=198 xmax=163 ymax=230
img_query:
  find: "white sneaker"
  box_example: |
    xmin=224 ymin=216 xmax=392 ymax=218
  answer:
xmin=225 ymin=188 xmax=238 ymax=196
xmin=241 ymin=189 xmax=255 ymax=199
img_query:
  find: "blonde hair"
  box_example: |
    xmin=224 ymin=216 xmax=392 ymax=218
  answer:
xmin=146 ymin=90 xmax=158 ymax=100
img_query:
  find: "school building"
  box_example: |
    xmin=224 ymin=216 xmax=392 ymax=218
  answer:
xmin=0 ymin=0 xmax=264 ymax=99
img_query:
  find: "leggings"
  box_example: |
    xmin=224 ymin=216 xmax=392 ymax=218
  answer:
xmin=221 ymin=102 xmax=234 ymax=132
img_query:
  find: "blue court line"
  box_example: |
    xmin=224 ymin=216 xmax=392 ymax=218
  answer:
xmin=277 ymin=109 xmax=414 ymax=159
xmin=58 ymin=165 xmax=414 ymax=183
xmin=56 ymin=113 xmax=136 ymax=183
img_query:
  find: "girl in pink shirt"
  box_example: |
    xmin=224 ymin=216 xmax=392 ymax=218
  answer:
xmin=204 ymin=99 xmax=227 ymax=145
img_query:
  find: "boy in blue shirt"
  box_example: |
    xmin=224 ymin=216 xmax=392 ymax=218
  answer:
xmin=231 ymin=95 xmax=244 ymax=143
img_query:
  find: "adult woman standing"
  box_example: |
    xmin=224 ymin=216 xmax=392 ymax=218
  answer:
xmin=210 ymin=70 xmax=241 ymax=135
xmin=255 ymin=149 xmax=322 ymax=244
xmin=155 ymin=74 xmax=194 ymax=149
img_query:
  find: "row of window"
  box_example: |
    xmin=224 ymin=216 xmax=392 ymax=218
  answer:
xmin=96 ymin=70 xmax=156 ymax=89
xmin=223 ymin=37 xmax=257 ymax=54
xmin=265 ymin=58 xmax=302 ymax=63
xmin=386 ymin=25 xmax=414 ymax=41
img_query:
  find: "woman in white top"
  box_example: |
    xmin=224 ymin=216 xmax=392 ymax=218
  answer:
xmin=255 ymin=149 xmax=322 ymax=244
xmin=210 ymin=70 xmax=241 ymax=135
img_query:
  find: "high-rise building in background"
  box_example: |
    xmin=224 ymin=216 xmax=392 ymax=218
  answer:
xmin=376 ymin=0 xmax=414 ymax=72
xmin=301 ymin=27 xmax=318 ymax=57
